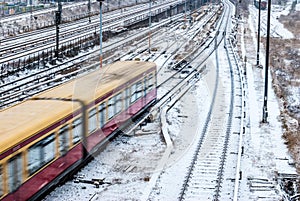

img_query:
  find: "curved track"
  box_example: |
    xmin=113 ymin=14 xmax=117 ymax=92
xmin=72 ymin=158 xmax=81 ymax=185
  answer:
xmin=178 ymin=0 xmax=244 ymax=200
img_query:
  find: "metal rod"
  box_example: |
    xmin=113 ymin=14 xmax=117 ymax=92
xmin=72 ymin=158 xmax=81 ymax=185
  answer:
xmin=262 ymin=0 xmax=271 ymax=123
xmin=256 ymin=0 xmax=261 ymax=66
xmin=99 ymin=1 xmax=103 ymax=68
xmin=55 ymin=0 xmax=62 ymax=59
xmin=148 ymin=0 xmax=151 ymax=53
xmin=88 ymin=0 xmax=91 ymax=23
xmin=189 ymin=0 xmax=192 ymax=25
xmin=185 ymin=0 xmax=187 ymax=24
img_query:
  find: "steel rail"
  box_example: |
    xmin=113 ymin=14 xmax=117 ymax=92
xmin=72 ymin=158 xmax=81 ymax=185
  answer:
xmin=0 ymin=15 xmax=183 ymax=108
xmin=178 ymin=1 xmax=239 ymax=199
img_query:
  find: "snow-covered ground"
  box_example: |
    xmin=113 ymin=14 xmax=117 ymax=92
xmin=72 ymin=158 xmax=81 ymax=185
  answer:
xmin=1 ymin=0 xmax=298 ymax=200
xmin=43 ymin=1 xmax=300 ymax=200
xmin=248 ymin=3 xmax=294 ymax=39
xmin=238 ymin=1 xmax=299 ymax=200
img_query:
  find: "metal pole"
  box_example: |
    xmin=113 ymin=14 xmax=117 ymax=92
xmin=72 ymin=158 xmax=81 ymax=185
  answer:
xmin=189 ymin=0 xmax=192 ymax=26
xmin=262 ymin=0 xmax=271 ymax=123
xmin=235 ymin=0 xmax=237 ymax=18
xmin=148 ymin=0 xmax=151 ymax=53
xmin=55 ymin=11 xmax=60 ymax=59
xmin=169 ymin=5 xmax=172 ymax=22
xmin=30 ymin=0 xmax=33 ymax=19
xmin=88 ymin=0 xmax=91 ymax=23
xmin=256 ymin=0 xmax=261 ymax=66
xmin=185 ymin=0 xmax=187 ymax=24
xmin=98 ymin=0 xmax=104 ymax=68
xmin=55 ymin=0 xmax=62 ymax=59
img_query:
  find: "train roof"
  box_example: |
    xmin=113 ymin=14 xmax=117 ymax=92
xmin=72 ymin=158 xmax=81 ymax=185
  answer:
xmin=0 ymin=61 xmax=156 ymax=156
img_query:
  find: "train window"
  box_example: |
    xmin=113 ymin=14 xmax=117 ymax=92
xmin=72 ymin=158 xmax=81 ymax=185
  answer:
xmin=130 ymin=84 xmax=137 ymax=104
xmin=88 ymin=108 xmax=97 ymax=133
xmin=115 ymin=93 xmax=123 ymax=114
xmin=0 ymin=165 xmax=2 ymax=197
xmin=147 ymin=74 xmax=154 ymax=92
xmin=8 ymin=154 xmax=22 ymax=192
xmin=59 ymin=126 xmax=70 ymax=155
xmin=28 ymin=134 xmax=55 ymax=175
xmin=41 ymin=135 xmax=55 ymax=165
xmin=28 ymin=143 xmax=41 ymax=175
xmin=72 ymin=118 xmax=82 ymax=144
xmin=125 ymin=88 xmax=130 ymax=108
xmin=98 ymin=103 xmax=106 ymax=128
xmin=136 ymin=81 xmax=143 ymax=99
xmin=108 ymin=97 xmax=116 ymax=119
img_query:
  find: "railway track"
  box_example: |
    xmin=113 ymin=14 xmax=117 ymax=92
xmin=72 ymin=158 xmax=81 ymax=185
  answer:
xmin=176 ymin=1 xmax=245 ymax=200
xmin=0 ymin=15 xmax=180 ymax=108
xmin=0 ymin=4 xmax=223 ymax=109
xmin=114 ymin=7 xmax=224 ymax=137
xmin=0 ymin=1 xmax=180 ymax=78
xmin=0 ymin=3 xmax=148 ymax=56
xmin=42 ymin=1 xmax=247 ymax=200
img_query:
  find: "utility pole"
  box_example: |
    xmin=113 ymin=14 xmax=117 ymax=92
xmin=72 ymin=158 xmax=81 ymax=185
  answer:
xmin=184 ymin=0 xmax=187 ymax=24
xmin=97 ymin=0 xmax=104 ymax=68
xmin=262 ymin=0 xmax=271 ymax=123
xmin=169 ymin=5 xmax=172 ymax=22
xmin=88 ymin=0 xmax=91 ymax=23
xmin=148 ymin=0 xmax=152 ymax=53
xmin=256 ymin=0 xmax=261 ymax=66
xmin=30 ymin=0 xmax=33 ymax=19
xmin=189 ymin=0 xmax=192 ymax=26
xmin=55 ymin=0 xmax=62 ymax=59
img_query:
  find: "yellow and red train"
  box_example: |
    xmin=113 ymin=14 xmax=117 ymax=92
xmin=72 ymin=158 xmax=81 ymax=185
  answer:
xmin=0 ymin=61 xmax=157 ymax=200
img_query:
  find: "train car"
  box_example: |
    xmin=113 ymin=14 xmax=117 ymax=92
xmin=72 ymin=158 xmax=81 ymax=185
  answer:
xmin=0 ymin=61 xmax=157 ymax=201
xmin=254 ymin=0 xmax=267 ymax=10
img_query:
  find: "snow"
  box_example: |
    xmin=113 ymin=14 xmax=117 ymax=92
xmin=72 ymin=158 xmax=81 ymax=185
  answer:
xmin=297 ymin=3 xmax=300 ymax=11
xmin=147 ymin=80 xmax=211 ymax=201
xmin=248 ymin=3 xmax=294 ymax=39
xmin=237 ymin=0 xmax=298 ymax=199
xmin=43 ymin=0 xmax=298 ymax=199
xmin=1 ymin=0 xmax=299 ymax=200
xmin=287 ymin=86 xmax=300 ymax=119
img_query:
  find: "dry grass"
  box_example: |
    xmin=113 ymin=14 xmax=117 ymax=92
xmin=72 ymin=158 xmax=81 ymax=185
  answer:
xmin=239 ymin=7 xmax=300 ymax=172
xmin=280 ymin=11 xmax=300 ymax=38
xmin=265 ymin=11 xmax=300 ymax=172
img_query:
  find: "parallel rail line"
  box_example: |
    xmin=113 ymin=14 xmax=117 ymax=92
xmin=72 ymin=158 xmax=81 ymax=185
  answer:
xmin=178 ymin=1 xmax=243 ymax=200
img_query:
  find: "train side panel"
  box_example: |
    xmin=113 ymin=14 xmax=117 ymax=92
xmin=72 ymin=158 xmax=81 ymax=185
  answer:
xmin=2 ymin=144 xmax=82 ymax=201
xmin=86 ymin=87 xmax=157 ymax=152
xmin=0 ymin=61 xmax=157 ymax=201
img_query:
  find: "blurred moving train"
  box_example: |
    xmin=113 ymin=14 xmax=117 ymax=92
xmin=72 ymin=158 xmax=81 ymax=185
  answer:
xmin=0 ymin=61 xmax=157 ymax=201
xmin=254 ymin=0 xmax=267 ymax=10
